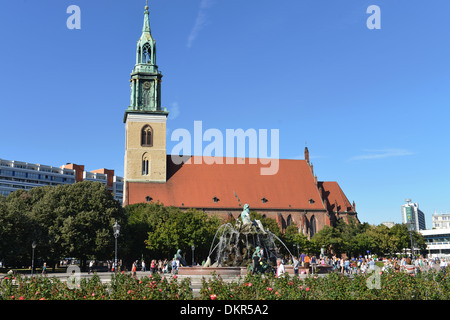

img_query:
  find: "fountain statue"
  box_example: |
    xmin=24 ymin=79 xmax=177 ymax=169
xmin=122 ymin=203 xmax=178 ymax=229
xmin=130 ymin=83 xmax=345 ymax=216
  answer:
xmin=202 ymin=204 xmax=293 ymax=274
xmin=174 ymin=249 xmax=188 ymax=267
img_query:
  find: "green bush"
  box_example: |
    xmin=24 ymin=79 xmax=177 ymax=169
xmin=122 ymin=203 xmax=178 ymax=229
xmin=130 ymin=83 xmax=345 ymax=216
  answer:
xmin=199 ymin=270 xmax=450 ymax=300
xmin=0 ymin=272 xmax=193 ymax=300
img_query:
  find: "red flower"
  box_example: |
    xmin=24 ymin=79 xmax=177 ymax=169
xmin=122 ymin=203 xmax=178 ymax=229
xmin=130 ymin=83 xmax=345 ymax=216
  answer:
xmin=305 ymin=287 xmax=310 ymax=292
xmin=210 ymin=294 xmax=217 ymax=300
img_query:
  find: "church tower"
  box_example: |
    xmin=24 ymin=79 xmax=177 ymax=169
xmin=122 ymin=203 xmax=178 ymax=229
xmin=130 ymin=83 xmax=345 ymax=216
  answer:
xmin=123 ymin=3 xmax=168 ymax=204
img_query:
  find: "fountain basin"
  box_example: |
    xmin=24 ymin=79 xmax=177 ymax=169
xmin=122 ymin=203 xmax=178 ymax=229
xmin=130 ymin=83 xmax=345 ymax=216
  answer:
xmin=177 ymin=265 xmax=333 ymax=276
xmin=178 ymin=266 xmax=247 ymax=276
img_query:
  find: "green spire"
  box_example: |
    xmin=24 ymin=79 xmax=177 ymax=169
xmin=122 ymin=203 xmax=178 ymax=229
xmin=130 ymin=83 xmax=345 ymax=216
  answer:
xmin=142 ymin=2 xmax=151 ymax=35
xmin=125 ymin=1 xmax=168 ymax=119
xmin=139 ymin=1 xmax=154 ymax=47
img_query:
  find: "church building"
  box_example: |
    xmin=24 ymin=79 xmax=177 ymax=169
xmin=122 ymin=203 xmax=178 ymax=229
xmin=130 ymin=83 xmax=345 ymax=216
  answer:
xmin=123 ymin=4 xmax=359 ymax=238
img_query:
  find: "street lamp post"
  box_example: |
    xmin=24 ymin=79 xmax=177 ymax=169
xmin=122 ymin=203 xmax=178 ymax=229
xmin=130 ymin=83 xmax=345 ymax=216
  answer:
xmin=31 ymin=241 xmax=37 ymax=276
xmin=113 ymin=221 xmax=120 ymax=272
xmin=406 ymin=221 xmax=416 ymax=274
xmin=406 ymin=221 xmax=415 ymax=258
xmin=191 ymin=244 xmax=195 ymax=266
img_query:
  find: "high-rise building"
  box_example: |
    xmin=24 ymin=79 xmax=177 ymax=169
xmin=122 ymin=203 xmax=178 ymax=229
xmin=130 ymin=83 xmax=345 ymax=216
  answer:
xmin=401 ymin=199 xmax=426 ymax=231
xmin=0 ymin=158 xmax=123 ymax=204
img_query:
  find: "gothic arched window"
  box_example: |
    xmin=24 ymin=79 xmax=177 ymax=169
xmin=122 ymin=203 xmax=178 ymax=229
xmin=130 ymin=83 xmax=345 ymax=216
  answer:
xmin=142 ymin=153 xmax=150 ymax=176
xmin=310 ymin=215 xmax=317 ymax=238
xmin=141 ymin=125 xmax=153 ymax=147
xmin=143 ymin=43 xmax=152 ymax=64
xmin=286 ymin=214 xmax=293 ymax=227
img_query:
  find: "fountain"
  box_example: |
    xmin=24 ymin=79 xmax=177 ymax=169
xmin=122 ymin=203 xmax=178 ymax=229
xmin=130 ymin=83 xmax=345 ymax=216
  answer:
xmin=178 ymin=203 xmax=294 ymax=276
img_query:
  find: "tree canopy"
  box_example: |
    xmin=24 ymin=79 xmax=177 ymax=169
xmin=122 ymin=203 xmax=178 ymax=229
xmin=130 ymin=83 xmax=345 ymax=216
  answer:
xmin=0 ymin=181 xmax=125 ymax=269
xmin=123 ymin=203 xmax=221 ymax=265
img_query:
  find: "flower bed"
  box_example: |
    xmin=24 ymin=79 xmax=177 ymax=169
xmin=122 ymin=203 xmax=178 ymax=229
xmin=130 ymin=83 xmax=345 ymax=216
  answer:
xmin=199 ymin=270 xmax=450 ymax=300
xmin=1 ymin=270 xmax=449 ymax=300
xmin=0 ymin=272 xmax=193 ymax=300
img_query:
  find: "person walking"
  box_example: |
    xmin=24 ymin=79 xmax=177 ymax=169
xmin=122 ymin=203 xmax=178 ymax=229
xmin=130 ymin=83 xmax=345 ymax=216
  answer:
xmin=440 ymin=258 xmax=447 ymax=274
xmin=141 ymin=260 xmax=146 ymax=272
xmin=276 ymin=258 xmax=285 ymax=277
xmin=293 ymin=256 xmax=299 ymax=276
xmin=311 ymin=255 xmax=317 ymax=274
xmin=158 ymin=259 xmax=163 ymax=273
xmin=171 ymin=258 xmax=178 ymax=275
xmin=300 ymin=252 xmax=306 ymax=267
xmin=42 ymin=262 xmax=47 ymax=276
xmin=150 ymin=259 xmax=156 ymax=273
xmin=304 ymin=254 xmax=310 ymax=274
xmin=89 ymin=260 xmax=94 ymax=274
xmin=344 ymin=258 xmax=350 ymax=274
xmin=132 ymin=261 xmax=137 ymax=277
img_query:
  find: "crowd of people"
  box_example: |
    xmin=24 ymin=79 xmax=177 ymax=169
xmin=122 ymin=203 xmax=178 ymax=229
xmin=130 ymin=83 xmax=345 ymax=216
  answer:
xmin=126 ymin=257 xmax=190 ymax=276
xmin=279 ymin=253 xmax=448 ymax=276
xmin=56 ymin=253 xmax=448 ymax=277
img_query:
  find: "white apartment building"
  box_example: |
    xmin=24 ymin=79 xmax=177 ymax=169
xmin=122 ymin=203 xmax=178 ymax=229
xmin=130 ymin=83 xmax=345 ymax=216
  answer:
xmin=432 ymin=212 xmax=450 ymax=230
xmin=0 ymin=158 xmax=123 ymax=204
xmin=420 ymin=228 xmax=450 ymax=260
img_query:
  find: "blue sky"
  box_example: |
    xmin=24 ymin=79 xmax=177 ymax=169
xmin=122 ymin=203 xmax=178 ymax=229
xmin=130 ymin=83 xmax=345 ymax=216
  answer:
xmin=1 ymin=0 xmax=449 ymax=228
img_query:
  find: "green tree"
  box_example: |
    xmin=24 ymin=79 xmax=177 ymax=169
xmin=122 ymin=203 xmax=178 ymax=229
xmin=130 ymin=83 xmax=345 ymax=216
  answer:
xmin=283 ymin=225 xmax=310 ymax=257
xmin=124 ymin=203 xmax=221 ymax=265
xmin=0 ymin=189 xmax=42 ymax=267
xmin=53 ymin=181 xmax=125 ymax=269
xmin=0 ymin=181 xmax=125 ymax=270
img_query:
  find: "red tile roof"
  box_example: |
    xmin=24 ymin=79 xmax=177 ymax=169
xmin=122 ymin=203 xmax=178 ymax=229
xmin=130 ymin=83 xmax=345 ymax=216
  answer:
xmin=319 ymin=181 xmax=355 ymax=213
xmin=127 ymin=156 xmax=353 ymax=212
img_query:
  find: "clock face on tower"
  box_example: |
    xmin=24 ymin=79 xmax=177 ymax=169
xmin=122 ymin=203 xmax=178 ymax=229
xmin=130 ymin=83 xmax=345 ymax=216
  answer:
xmin=143 ymin=81 xmax=151 ymax=90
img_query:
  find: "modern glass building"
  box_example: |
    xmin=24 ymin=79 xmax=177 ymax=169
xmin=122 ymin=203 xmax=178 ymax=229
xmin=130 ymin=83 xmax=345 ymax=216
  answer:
xmin=401 ymin=200 xmax=426 ymax=231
